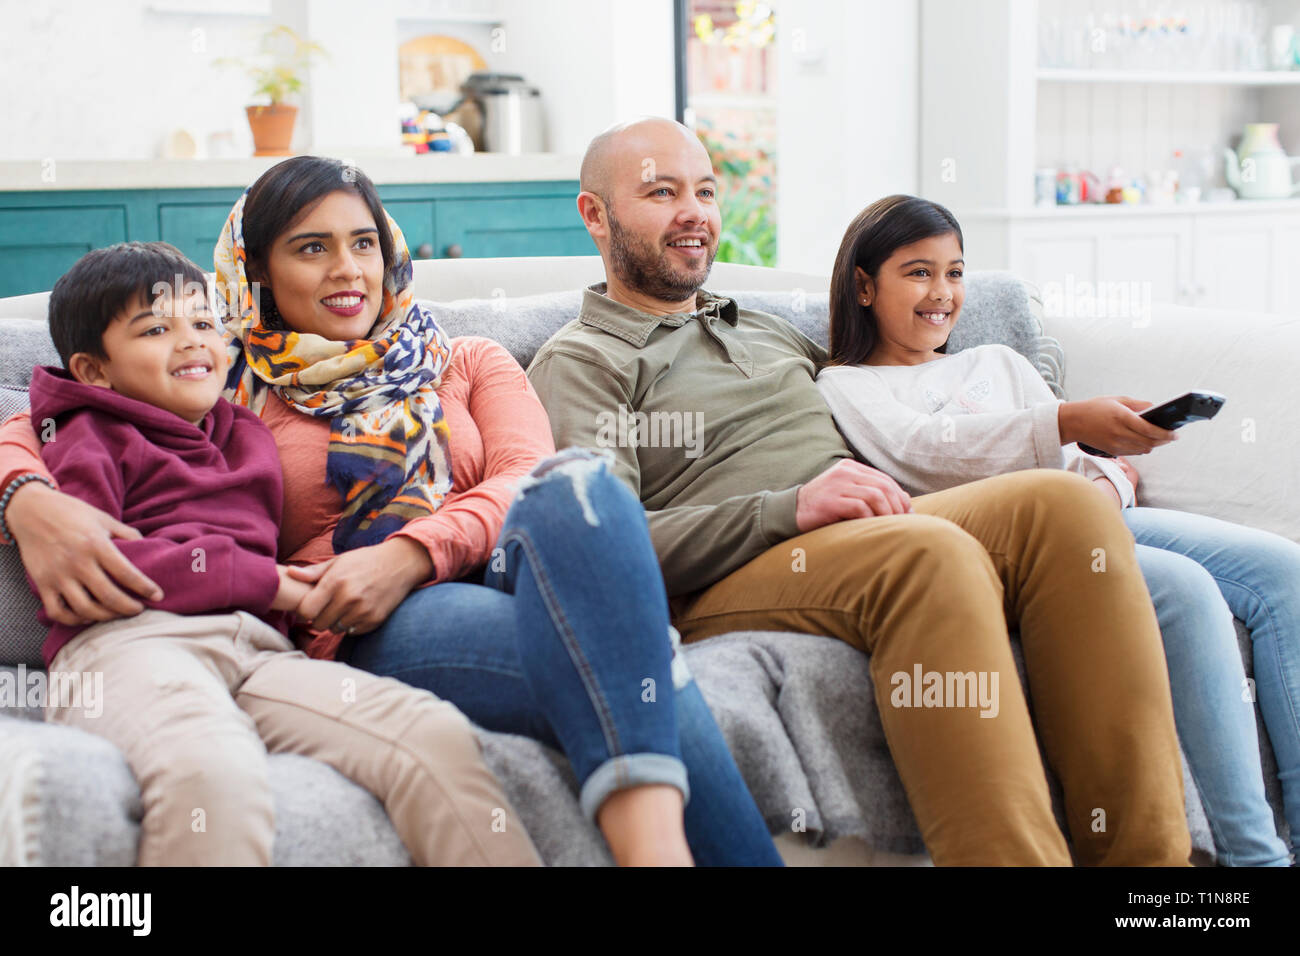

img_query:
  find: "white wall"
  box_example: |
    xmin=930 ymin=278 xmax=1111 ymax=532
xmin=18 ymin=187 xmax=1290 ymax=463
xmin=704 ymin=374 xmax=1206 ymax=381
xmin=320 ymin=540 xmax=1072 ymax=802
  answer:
xmin=0 ymin=0 xmax=264 ymax=161
xmin=499 ymin=0 xmax=675 ymax=154
xmin=0 ymin=0 xmax=925 ymax=260
xmin=274 ymin=0 xmax=403 ymax=155
xmin=776 ymin=0 xmax=920 ymax=273
xmin=919 ymin=0 xmax=1038 ymax=213
xmin=0 ymin=0 xmax=674 ymax=161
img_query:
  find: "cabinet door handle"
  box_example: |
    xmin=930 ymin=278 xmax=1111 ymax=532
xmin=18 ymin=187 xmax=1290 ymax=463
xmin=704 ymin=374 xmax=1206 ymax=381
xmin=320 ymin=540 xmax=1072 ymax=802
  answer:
xmin=444 ymin=243 xmax=463 ymax=259
xmin=414 ymin=242 xmax=434 ymax=260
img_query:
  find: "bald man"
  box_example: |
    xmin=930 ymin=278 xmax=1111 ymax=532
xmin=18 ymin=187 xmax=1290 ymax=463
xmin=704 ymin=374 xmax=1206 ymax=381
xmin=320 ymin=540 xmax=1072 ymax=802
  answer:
xmin=527 ymin=118 xmax=1191 ymax=867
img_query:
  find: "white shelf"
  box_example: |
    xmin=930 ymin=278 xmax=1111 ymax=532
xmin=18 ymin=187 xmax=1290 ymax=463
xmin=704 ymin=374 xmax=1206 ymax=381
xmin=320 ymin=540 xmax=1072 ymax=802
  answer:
xmin=959 ymin=197 xmax=1300 ymax=220
xmin=1037 ymin=68 xmax=1300 ymax=86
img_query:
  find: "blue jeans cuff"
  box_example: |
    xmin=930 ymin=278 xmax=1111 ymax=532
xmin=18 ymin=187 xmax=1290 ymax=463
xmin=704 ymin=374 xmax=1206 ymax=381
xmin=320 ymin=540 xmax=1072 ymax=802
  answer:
xmin=579 ymin=753 xmax=691 ymax=823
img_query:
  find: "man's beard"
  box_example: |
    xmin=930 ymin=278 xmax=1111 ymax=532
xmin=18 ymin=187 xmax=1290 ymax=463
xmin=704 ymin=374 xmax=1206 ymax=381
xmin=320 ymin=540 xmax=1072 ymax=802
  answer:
xmin=607 ymin=203 xmax=715 ymax=302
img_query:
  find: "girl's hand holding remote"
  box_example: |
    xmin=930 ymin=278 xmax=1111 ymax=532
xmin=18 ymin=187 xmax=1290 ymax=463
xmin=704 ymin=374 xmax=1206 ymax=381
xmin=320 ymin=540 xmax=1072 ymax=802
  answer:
xmin=1058 ymin=397 xmax=1178 ymax=457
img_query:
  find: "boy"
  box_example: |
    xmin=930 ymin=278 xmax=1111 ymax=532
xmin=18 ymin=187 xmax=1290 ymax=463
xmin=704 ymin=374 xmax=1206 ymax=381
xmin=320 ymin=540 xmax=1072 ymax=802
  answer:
xmin=23 ymin=241 xmax=539 ymax=866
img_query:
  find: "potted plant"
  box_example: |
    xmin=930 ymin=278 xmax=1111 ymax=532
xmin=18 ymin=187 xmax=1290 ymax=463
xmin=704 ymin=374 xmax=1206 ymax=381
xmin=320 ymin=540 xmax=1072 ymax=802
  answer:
xmin=215 ymin=24 xmax=326 ymax=156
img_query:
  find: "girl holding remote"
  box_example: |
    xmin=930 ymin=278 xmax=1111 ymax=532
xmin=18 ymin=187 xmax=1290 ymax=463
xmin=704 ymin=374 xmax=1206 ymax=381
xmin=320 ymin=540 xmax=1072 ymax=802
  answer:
xmin=817 ymin=194 xmax=1299 ymax=867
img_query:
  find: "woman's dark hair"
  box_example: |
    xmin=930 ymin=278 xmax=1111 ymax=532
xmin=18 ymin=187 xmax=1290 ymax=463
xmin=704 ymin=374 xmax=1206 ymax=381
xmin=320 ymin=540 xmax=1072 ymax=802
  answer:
xmin=241 ymin=156 xmax=395 ymax=327
xmin=47 ymin=241 xmax=207 ymax=368
xmin=826 ymin=194 xmax=963 ymax=367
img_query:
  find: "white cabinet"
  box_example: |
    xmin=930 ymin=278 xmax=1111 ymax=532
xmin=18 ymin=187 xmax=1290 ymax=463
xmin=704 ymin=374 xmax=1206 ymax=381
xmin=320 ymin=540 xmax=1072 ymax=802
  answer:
xmin=979 ymin=204 xmax=1300 ymax=316
xmin=1010 ymin=225 xmax=1098 ymax=294
xmin=1275 ymin=217 xmax=1300 ymax=315
xmin=920 ymin=0 xmax=1300 ymax=318
xmin=1001 ymin=214 xmax=1193 ymax=311
xmin=1096 ymin=218 xmax=1194 ymax=307
xmin=1194 ymin=216 xmax=1275 ymax=313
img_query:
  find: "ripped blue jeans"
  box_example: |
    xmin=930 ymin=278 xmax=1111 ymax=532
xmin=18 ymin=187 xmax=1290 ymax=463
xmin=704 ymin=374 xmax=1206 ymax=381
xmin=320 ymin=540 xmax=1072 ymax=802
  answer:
xmin=342 ymin=447 xmax=782 ymax=866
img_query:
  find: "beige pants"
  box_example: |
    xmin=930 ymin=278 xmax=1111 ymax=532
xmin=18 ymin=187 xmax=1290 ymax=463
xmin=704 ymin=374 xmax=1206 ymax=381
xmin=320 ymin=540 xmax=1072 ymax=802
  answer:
xmin=45 ymin=609 xmax=541 ymax=867
xmin=673 ymin=470 xmax=1191 ymax=867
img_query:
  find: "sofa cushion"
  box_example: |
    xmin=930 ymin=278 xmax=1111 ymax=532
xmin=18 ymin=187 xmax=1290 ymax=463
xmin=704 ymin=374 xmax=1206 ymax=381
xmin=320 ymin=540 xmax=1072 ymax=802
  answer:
xmin=2 ymin=613 xmax=1246 ymax=865
xmin=0 ymin=318 xmax=60 ymax=389
xmin=418 ymin=273 xmax=1050 ymax=376
xmin=945 ymin=271 xmax=1045 ymax=363
xmin=0 ymin=272 xmax=1049 ymax=390
xmin=424 ymin=290 xmax=583 ymax=371
xmin=1045 ymin=302 xmax=1300 ymax=544
xmin=0 ymin=714 xmax=413 ymax=866
xmin=0 ymin=385 xmax=46 ymax=667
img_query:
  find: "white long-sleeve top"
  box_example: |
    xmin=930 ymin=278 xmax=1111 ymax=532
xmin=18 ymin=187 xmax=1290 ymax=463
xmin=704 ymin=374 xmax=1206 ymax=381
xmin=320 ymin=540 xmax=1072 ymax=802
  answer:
xmin=815 ymin=344 xmax=1135 ymax=507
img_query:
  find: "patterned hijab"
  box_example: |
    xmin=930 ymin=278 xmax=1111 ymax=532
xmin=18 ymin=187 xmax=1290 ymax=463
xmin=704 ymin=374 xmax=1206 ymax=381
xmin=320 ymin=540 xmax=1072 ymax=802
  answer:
xmin=213 ymin=189 xmax=453 ymax=553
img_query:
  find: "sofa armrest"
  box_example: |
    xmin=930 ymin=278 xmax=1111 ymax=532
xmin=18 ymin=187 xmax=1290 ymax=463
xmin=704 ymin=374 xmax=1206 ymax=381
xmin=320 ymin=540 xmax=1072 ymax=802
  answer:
xmin=1041 ymin=303 xmax=1300 ymax=544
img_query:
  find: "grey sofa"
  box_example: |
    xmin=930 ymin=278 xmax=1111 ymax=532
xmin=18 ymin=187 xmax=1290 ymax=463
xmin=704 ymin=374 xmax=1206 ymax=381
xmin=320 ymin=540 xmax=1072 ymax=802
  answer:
xmin=0 ymin=262 xmax=1290 ymax=866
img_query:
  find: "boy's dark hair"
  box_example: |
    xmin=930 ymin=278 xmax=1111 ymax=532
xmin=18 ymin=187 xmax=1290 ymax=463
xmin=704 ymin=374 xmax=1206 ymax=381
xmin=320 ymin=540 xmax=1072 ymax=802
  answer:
xmin=241 ymin=156 xmax=395 ymax=328
xmin=47 ymin=241 xmax=208 ymax=368
xmin=827 ymin=194 xmax=964 ymax=367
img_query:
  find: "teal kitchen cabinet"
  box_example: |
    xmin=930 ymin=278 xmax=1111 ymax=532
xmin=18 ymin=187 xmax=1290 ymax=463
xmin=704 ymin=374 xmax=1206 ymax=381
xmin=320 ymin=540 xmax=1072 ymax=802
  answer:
xmin=379 ymin=199 xmax=437 ymax=261
xmin=435 ymin=195 xmax=593 ymax=258
xmin=0 ymin=179 xmax=585 ymax=297
xmin=157 ymin=197 xmax=242 ymax=267
xmin=377 ymin=180 xmax=593 ymax=260
xmin=0 ymin=205 xmax=128 ymax=299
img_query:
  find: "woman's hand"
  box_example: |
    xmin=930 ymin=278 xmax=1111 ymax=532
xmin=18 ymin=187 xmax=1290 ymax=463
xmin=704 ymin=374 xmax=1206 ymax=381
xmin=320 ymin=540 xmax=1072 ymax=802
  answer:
xmin=1059 ymin=397 xmax=1178 ymax=456
xmin=6 ymin=481 xmax=163 ymax=626
xmin=287 ymin=536 xmax=434 ymax=636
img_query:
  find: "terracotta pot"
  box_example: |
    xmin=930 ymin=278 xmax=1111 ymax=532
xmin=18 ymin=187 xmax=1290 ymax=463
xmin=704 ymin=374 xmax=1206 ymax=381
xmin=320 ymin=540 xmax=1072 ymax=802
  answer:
xmin=245 ymin=104 xmax=297 ymax=156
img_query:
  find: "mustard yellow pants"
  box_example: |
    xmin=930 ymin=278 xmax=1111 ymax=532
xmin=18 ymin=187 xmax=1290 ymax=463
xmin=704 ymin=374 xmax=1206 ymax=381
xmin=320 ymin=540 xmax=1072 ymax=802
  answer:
xmin=672 ymin=470 xmax=1190 ymax=866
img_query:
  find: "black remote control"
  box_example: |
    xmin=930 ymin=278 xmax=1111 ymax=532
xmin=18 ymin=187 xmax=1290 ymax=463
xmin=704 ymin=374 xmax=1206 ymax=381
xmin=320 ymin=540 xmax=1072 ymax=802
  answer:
xmin=1078 ymin=390 xmax=1226 ymax=458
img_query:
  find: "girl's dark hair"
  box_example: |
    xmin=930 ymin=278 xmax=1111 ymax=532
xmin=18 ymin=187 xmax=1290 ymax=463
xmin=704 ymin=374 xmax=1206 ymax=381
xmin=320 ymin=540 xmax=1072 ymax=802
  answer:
xmin=47 ymin=241 xmax=207 ymax=368
xmin=826 ymin=194 xmax=963 ymax=367
xmin=241 ymin=156 xmax=395 ymax=327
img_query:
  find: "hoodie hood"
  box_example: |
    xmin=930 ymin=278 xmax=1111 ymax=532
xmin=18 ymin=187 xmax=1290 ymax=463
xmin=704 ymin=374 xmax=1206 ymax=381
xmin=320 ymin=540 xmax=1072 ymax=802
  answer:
xmin=28 ymin=365 xmax=233 ymax=450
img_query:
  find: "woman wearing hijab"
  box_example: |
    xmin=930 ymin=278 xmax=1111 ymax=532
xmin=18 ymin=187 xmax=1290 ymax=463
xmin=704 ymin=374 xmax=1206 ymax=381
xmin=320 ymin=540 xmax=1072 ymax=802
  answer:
xmin=0 ymin=156 xmax=781 ymax=867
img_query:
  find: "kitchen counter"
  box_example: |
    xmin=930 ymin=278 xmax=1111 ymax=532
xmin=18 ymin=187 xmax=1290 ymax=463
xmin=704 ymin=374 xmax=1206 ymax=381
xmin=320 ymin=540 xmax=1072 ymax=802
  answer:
xmin=0 ymin=153 xmax=582 ymax=191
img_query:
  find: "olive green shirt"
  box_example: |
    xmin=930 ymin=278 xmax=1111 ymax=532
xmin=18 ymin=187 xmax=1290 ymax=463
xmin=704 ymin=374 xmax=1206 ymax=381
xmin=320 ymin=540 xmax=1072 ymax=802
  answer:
xmin=527 ymin=284 xmax=851 ymax=597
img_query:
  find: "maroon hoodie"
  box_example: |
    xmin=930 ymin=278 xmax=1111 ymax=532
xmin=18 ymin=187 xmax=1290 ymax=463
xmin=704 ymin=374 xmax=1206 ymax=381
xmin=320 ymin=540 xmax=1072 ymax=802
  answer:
xmin=27 ymin=365 xmax=283 ymax=666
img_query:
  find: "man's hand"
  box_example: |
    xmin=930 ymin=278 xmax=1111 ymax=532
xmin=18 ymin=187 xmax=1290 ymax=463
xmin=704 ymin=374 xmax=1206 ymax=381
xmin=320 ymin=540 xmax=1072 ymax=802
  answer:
xmin=1059 ymin=397 xmax=1177 ymax=456
xmin=287 ymin=536 xmax=434 ymax=637
xmin=7 ymin=481 xmax=163 ymax=626
xmin=795 ymin=459 xmax=912 ymax=534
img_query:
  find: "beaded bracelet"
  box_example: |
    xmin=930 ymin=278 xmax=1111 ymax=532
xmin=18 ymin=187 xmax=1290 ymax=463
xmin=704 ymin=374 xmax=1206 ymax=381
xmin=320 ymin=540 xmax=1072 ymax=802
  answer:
xmin=0 ymin=473 xmax=57 ymax=546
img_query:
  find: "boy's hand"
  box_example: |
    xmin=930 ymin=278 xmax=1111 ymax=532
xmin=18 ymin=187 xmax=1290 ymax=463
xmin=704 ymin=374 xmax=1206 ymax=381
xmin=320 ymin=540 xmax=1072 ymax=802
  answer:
xmin=286 ymin=537 xmax=434 ymax=637
xmin=1059 ymin=397 xmax=1177 ymax=456
xmin=271 ymin=564 xmax=312 ymax=613
xmin=6 ymin=481 xmax=163 ymax=626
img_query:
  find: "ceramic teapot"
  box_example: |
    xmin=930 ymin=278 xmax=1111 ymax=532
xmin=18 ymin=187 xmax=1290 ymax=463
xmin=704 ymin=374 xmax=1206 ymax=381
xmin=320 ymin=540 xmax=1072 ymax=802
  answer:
xmin=1224 ymin=123 xmax=1300 ymax=199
